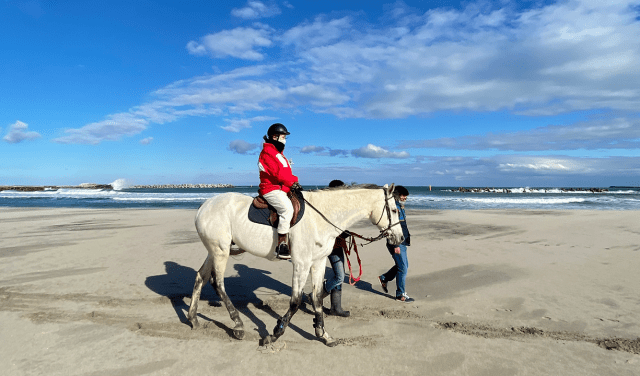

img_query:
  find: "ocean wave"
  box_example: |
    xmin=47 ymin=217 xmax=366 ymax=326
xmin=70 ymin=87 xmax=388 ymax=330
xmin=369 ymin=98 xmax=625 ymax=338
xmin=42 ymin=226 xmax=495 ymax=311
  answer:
xmin=1 ymin=186 xmax=638 ymax=210
xmin=0 ymin=188 xmax=112 ymax=198
xmin=442 ymin=187 xmax=639 ymax=194
xmin=409 ymin=196 xmax=589 ymax=205
xmin=112 ymin=196 xmax=217 ymax=202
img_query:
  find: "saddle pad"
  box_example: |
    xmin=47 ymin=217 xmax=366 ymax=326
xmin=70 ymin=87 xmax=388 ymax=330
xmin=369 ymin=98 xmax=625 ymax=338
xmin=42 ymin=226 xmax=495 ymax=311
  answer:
xmin=248 ymin=189 xmax=305 ymax=228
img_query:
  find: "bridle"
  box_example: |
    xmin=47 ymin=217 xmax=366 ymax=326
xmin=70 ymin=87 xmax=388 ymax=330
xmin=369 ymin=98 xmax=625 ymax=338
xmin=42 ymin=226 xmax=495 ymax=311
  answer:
xmin=302 ymin=187 xmax=401 ymax=245
xmin=301 ymin=186 xmax=402 ymax=285
xmin=373 ymin=187 xmax=402 ymax=241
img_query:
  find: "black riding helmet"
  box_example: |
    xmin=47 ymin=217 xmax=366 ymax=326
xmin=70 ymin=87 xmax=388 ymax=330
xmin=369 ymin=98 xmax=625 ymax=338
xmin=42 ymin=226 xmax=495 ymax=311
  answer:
xmin=267 ymin=123 xmax=290 ymax=138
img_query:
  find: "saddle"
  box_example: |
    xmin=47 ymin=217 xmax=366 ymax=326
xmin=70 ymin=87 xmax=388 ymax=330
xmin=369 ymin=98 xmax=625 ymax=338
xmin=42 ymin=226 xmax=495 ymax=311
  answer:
xmin=248 ymin=189 xmax=305 ymax=228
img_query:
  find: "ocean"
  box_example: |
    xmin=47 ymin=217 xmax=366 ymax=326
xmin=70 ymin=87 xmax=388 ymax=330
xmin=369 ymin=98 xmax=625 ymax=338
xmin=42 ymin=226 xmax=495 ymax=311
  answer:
xmin=1 ymin=185 xmax=639 ymax=210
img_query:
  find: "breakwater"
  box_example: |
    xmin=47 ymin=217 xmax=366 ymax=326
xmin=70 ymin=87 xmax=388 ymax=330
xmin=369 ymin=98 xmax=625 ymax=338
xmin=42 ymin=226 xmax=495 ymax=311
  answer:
xmin=448 ymin=187 xmax=609 ymax=193
xmin=0 ymin=183 xmax=234 ymax=192
xmin=0 ymin=184 xmax=113 ymax=192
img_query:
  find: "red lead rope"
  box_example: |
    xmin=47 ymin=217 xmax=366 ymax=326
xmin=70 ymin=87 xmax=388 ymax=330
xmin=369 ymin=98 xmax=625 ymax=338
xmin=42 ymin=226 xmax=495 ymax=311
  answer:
xmin=342 ymin=234 xmax=363 ymax=285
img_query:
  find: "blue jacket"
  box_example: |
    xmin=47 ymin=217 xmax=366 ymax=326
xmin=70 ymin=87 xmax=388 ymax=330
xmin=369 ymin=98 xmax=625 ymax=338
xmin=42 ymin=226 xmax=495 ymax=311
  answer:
xmin=389 ymin=201 xmax=410 ymax=246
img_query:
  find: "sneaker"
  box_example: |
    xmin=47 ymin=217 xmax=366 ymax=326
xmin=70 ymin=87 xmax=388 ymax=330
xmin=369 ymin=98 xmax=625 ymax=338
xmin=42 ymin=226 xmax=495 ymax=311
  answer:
xmin=396 ymin=293 xmax=414 ymax=303
xmin=378 ymin=276 xmax=388 ymax=294
xmin=276 ymin=244 xmax=291 ymax=260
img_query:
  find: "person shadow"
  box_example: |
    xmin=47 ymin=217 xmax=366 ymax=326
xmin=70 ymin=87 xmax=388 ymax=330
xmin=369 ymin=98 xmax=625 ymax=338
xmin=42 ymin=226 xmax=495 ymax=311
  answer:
xmin=327 ymin=262 xmax=390 ymax=299
xmin=144 ymin=261 xmax=317 ymax=341
xmin=351 ymin=276 xmax=390 ymax=298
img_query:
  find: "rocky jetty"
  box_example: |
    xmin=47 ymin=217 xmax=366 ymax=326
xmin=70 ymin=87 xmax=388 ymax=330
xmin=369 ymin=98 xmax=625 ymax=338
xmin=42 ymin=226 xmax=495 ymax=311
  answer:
xmin=0 ymin=183 xmax=234 ymax=192
xmin=449 ymin=187 xmax=609 ymax=193
xmin=0 ymin=184 xmax=113 ymax=192
xmin=129 ymin=183 xmax=234 ymax=189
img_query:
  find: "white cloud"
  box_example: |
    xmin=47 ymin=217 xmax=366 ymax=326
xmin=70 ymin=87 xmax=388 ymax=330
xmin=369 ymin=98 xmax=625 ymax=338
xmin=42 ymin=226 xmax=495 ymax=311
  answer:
xmin=305 ymin=154 xmax=639 ymax=186
xmin=300 ymin=145 xmax=326 ymax=153
xmin=399 ymin=116 xmax=640 ymax=151
xmin=352 ymin=144 xmax=410 ymax=159
xmin=494 ymin=155 xmax=587 ymax=174
xmin=140 ymin=137 xmax=153 ymax=145
xmin=221 ymin=118 xmax=251 ymax=132
xmin=231 ymin=1 xmax=280 ymax=19
xmin=3 ymin=121 xmax=41 ymax=143
xmin=53 ymin=113 xmax=148 ymax=145
xmin=186 ymin=26 xmax=273 ymax=60
xmin=281 ymin=16 xmax=352 ymax=49
xmin=498 ymin=162 xmax=570 ymax=172
xmin=228 ymin=139 xmax=259 ymax=154
xmin=221 ymin=116 xmax=277 ymax=133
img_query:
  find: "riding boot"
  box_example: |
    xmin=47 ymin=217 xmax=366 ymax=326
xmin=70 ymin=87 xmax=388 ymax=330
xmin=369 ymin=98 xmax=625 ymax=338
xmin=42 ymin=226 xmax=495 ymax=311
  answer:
xmin=276 ymin=233 xmax=291 ymax=260
xmin=329 ymin=289 xmax=350 ymax=317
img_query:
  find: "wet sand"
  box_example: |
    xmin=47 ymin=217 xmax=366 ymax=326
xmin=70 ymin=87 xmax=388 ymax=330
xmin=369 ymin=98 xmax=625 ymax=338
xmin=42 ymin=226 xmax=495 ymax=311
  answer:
xmin=1 ymin=208 xmax=639 ymax=375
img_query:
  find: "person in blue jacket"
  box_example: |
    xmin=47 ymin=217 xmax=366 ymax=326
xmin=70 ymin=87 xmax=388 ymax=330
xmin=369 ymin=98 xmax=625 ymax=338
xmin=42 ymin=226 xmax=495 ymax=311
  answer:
xmin=378 ymin=185 xmax=414 ymax=302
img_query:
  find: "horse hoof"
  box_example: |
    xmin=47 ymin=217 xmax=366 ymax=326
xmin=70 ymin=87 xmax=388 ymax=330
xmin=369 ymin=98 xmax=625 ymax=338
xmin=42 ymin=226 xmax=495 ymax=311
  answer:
xmin=233 ymin=328 xmax=245 ymax=340
xmin=319 ymin=331 xmax=337 ymax=347
xmin=189 ymin=318 xmax=200 ymax=330
xmin=325 ymin=339 xmax=338 ymax=347
xmin=260 ymin=335 xmax=276 ymax=346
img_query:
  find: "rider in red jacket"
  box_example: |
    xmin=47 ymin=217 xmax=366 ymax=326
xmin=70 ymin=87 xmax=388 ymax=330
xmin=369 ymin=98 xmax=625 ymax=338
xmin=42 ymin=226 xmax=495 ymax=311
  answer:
xmin=258 ymin=123 xmax=299 ymax=260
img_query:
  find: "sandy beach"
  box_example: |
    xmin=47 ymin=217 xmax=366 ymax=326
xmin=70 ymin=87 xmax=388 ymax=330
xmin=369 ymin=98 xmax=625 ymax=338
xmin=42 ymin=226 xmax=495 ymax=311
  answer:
xmin=1 ymin=207 xmax=639 ymax=375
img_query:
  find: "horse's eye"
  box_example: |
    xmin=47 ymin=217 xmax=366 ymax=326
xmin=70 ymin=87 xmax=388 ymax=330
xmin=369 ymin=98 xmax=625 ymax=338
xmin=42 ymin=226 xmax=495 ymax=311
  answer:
xmin=392 ymin=209 xmax=398 ymax=214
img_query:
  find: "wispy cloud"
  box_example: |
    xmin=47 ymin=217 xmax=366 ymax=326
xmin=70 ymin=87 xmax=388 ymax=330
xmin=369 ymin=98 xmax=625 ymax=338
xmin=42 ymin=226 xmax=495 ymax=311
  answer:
xmin=228 ymin=139 xmax=259 ymax=154
xmin=294 ymin=154 xmax=640 ymax=186
xmin=3 ymin=121 xmax=41 ymax=143
xmin=186 ymin=25 xmax=273 ymax=60
xmin=140 ymin=137 xmax=153 ymax=145
xmin=59 ymin=0 xmax=640 ymax=144
xmin=398 ymin=116 xmax=640 ymax=151
xmin=299 ymin=144 xmax=408 ymax=158
xmin=231 ymin=1 xmax=281 ymax=20
xmin=300 ymin=145 xmax=326 ymax=153
xmin=352 ymin=144 xmax=410 ymax=159
xmin=53 ymin=113 xmax=148 ymax=145
xmin=221 ymin=116 xmax=277 ymax=132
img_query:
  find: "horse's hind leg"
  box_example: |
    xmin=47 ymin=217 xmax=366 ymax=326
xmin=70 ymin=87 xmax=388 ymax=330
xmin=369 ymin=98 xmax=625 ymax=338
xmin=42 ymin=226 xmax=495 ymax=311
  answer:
xmin=187 ymin=255 xmax=213 ymax=328
xmin=209 ymin=248 xmax=245 ymax=339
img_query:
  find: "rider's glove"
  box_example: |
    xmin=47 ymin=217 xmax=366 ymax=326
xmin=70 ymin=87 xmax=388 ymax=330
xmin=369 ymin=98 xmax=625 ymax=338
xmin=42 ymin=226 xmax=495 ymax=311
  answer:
xmin=291 ymin=182 xmax=303 ymax=191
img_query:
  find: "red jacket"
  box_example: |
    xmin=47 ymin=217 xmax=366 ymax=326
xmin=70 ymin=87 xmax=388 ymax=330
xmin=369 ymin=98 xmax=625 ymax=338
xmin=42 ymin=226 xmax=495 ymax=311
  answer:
xmin=258 ymin=142 xmax=298 ymax=195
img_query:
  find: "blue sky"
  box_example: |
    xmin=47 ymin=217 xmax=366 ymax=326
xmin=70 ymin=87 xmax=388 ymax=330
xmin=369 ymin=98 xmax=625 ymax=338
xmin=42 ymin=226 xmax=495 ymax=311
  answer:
xmin=2 ymin=0 xmax=640 ymax=187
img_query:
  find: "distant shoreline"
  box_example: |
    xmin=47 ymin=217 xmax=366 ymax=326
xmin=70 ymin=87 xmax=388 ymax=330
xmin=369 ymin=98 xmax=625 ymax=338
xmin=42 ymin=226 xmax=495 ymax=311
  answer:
xmin=1 ymin=184 xmax=637 ymax=193
xmin=0 ymin=183 xmax=235 ymax=192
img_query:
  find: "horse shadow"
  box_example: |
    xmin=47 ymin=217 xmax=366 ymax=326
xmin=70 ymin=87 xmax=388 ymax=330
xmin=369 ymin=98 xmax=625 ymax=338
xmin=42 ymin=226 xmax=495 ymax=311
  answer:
xmin=144 ymin=261 xmax=316 ymax=341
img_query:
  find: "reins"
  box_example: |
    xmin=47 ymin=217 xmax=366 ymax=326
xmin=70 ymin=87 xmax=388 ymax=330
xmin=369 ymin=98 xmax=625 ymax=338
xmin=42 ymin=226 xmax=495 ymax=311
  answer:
xmin=342 ymin=234 xmax=362 ymax=285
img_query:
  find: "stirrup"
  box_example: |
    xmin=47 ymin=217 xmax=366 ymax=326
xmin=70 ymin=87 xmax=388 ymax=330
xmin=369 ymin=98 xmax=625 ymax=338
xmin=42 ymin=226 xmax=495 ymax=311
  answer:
xmin=275 ymin=243 xmax=291 ymax=260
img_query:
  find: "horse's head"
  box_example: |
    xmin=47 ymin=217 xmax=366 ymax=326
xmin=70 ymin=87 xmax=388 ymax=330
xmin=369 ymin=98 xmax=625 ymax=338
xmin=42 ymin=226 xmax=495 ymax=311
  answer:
xmin=370 ymin=184 xmax=404 ymax=245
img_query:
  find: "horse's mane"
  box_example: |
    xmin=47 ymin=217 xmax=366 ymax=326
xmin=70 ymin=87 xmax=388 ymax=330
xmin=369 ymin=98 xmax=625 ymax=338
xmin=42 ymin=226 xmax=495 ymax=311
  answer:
xmin=309 ymin=183 xmax=382 ymax=192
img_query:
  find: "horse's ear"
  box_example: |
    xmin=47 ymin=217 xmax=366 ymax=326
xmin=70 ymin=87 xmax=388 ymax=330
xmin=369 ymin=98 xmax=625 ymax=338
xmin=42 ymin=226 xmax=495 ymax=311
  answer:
xmin=389 ymin=183 xmax=395 ymax=194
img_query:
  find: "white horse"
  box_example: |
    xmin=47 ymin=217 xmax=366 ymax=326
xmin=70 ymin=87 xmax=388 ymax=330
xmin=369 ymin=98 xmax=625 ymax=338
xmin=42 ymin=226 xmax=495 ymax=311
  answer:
xmin=187 ymin=184 xmax=404 ymax=346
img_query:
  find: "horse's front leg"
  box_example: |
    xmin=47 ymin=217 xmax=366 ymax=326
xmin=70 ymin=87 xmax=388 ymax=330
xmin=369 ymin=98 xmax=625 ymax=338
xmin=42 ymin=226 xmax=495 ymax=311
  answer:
xmin=310 ymin=257 xmax=338 ymax=347
xmin=261 ymin=258 xmax=308 ymax=345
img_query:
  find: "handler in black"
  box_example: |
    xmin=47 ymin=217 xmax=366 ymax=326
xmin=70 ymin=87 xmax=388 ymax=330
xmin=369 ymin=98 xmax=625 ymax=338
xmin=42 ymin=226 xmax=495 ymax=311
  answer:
xmin=321 ymin=179 xmax=351 ymax=317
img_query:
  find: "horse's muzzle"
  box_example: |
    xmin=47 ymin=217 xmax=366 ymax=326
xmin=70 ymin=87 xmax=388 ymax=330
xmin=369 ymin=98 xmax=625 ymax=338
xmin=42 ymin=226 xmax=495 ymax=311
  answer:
xmin=387 ymin=234 xmax=404 ymax=245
